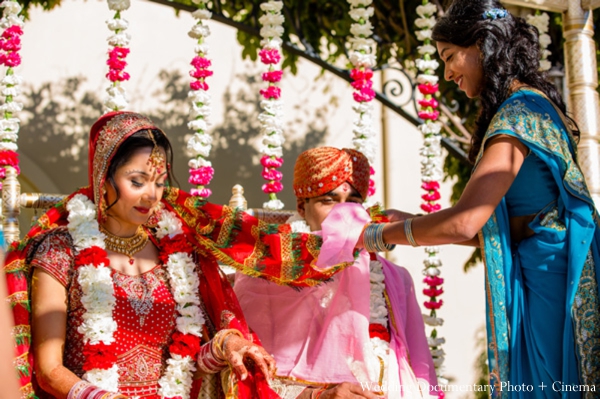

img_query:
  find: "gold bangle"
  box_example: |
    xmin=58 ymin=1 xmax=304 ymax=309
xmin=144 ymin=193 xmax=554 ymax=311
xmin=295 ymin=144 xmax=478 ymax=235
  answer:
xmin=404 ymin=218 xmax=419 ymax=247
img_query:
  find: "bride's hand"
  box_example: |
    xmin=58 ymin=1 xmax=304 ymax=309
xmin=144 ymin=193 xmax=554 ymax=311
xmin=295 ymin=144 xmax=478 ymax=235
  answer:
xmin=222 ymin=334 xmax=276 ymax=381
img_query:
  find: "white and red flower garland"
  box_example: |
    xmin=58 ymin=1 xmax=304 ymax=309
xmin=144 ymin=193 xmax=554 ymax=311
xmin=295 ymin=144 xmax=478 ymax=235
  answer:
xmin=187 ymin=0 xmax=214 ymax=199
xmin=0 ymin=0 xmax=24 ymax=189
xmin=67 ymin=194 xmax=203 ymax=399
xmin=104 ymin=0 xmax=131 ymax=112
xmin=258 ymin=0 xmax=285 ymax=210
xmin=347 ymin=0 xmax=377 ymax=199
xmin=526 ymin=12 xmax=552 ymax=72
xmin=415 ymin=1 xmax=446 ymax=382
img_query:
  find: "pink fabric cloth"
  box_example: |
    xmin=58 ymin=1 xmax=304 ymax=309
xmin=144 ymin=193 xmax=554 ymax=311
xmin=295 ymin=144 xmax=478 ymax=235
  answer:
xmin=234 ymin=203 xmax=437 ymax=395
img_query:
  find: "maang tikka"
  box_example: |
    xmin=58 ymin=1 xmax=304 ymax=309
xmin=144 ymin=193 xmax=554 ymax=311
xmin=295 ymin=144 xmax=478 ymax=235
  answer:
xmin=146 ymin=129 xmax=165 ymax=174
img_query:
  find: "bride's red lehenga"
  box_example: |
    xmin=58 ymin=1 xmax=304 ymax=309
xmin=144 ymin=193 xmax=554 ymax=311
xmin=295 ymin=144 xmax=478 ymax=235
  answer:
xmin=4 ymin=112 xmax=356 ymax=399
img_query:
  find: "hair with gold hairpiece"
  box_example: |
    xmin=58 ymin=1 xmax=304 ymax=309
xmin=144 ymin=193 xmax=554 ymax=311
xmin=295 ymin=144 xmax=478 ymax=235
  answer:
xmin=146 ymin=129 xmax=166 ymax=174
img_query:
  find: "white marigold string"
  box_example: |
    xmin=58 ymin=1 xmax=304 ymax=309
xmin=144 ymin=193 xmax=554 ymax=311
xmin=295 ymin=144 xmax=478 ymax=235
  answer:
xmin=0 ymin=0 xmax=24 ymax=189
xmin=258 ymin=0 xmax=285 ymax=210
xmin=104 ymin=0 xmax=131 ymax=112
xmin=415 ymin=1 xmax=446 ymax=382
xmin=526 ymin=12 xmax=552 ymax=72
xmin=187 ymin=0 xmax=214 ymax=199
xmin=347 ymin=0 xmax=377 ymax=199
xmin=68 ymin=194 xmax=204 ymax=398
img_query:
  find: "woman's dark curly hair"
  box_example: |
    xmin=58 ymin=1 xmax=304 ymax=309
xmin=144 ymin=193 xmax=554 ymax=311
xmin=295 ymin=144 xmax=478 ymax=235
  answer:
xmin=432 ymin=0 xmax=578 ymax=162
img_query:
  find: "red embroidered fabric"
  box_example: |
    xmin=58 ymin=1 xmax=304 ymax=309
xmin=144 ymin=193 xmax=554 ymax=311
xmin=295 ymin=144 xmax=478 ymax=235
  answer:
xmin=30 ymin=229 xmax=177 ymax=399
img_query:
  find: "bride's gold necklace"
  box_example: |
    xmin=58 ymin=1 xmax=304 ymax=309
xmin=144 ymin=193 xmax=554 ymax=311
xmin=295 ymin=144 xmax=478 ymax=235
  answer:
xmin=100 ymin=225 xmax=149 ymax=264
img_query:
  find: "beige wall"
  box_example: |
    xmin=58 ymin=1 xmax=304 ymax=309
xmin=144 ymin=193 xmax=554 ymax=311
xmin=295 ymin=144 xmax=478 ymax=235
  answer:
xmin=16 ymin=0 xmax=485 ymax=397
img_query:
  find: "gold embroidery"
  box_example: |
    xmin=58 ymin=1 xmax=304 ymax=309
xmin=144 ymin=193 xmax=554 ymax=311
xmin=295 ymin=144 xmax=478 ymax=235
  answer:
xmin=573 ymin=250 xmax=600 ymax=398
xmin=216 ymin=206 xmax=235 ymax=247
xmin=4 ymin=258 xmax=27 ymax=274
xmin=539 ymin=207 xmax=566 ymax=231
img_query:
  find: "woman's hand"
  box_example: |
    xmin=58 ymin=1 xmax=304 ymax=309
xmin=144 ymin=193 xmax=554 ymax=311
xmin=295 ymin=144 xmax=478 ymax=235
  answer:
xmin=222 ymin=334 xmax=276 ymax=381
xmin=311 ymin=383 xmax=381 ymax=398
xmin=384 ymin=209 xmax=415 ymax=223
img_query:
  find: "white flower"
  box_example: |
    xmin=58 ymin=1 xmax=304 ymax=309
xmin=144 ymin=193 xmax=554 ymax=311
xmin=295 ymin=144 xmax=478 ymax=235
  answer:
xmin=1 ymin=0 xmax=22 ymax=15
xmin=260 ymin=99 xmax=284 ymax=114
xmin=416 ymin=29 xmax=432 ymax=42
xmin=423 ymin=315 xmax=445 ymax=326
xmin=1 ymin=74 xmax=23 ymax=86
xmin=0 ymin=101 xmax=22 ymax=115
xmin=526 ymin=13 xmax=549 ymax=33
xmin=156 ymin=210 xmax=183 ymax=238
xmin=0 ymin=14 xmax=23 ymax=28
xmin=107 ymin=32 xmax=131 ymax=47
xmin=349 ymin=51 xmax=376 ymax=68
xmin=0 ymin=117 xmax=19 ymax=132
xmin=263 ymin=199 xmax=284 ymax=210
xmin=348 ymin=0 xmax=373 ymax=7
xmin=415 ymin=16 xmax=436 ymax=29
xmin=427 ymin=336 xmax=446 ymax=347
xmin=104 ymin=90 xmax=128 ymax=112
xmin=2 ymin=86 xmax=20 ymax=97
xmin=348 ymin=36 xmax=375 ymax=53
xmin=352 ymin=101 xmax=374 ymax=114
xmin=418 ymin=44 xmax=437 ymax=56
xmin=261 ymin=145 xmax=283 ymax=157
xmin=416 ymin=59 xmax=439 ymax=72
xmin=0 ymin=141 xmax=17 ymax=151
xmin=262 ymin=133 xmax=284 ymax=147
xmin=189 ymin=104 xmax=212 ymax=119
xmin=416 ymin=3 xmax=437 ymax=18
xmin=106 ymin=17 xmax=129 ymax=31
xmin=350 ymin=21 xmax=373 ymax=37
xmin=84 ymin=365 xmax=120 ymax=392
xmin=259 ymin=13 xmax=285 ymax=27
xmin=192 ymin=9 xmax=212 ymax=20
xmin=349 ymin=6 xmax=374 ymax=22
xmin=188 ymin=89 xmax=211 ymax=104
xmin=107 ymin=0 xmax=130 ymax=11
xmin=188 ymin=157 xmax=211 ymax=169
xmin=286 ymin=213 xmax=312 ymax=233
xmin=188 ymin=23 xmax=211 ymax=39
xmin=539 ymin=60 xmax=552 ymax=72
xmin=260 ymin=25 xmax=284 ymax=39
xmin=260 ymin=37 xmax=283 ymax=50
xmin=538 ymin=33 xmax=551 ymax=49
xmin=418 ymin=121 xmax=442 ymax=135
xmin=417 ymin=74 xmax=439 ymax=85
xmin=194 ymin=43 xmax=210 ymax=55
xmin=187 ymin=118 xmax=211 ymax=132
xmin=260 ymin=1 xmax=283 ymax=13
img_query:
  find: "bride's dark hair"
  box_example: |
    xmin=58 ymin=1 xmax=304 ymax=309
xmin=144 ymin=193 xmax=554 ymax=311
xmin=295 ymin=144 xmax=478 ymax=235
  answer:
xmin=432 ymin=0 xmax=577 ymax=162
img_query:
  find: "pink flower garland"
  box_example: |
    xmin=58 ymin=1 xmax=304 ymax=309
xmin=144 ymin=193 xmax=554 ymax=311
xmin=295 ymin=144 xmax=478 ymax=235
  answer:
xmin=0 ymin=0 xmax=24 ymax=190
xmin=257 ymin=0 xmax=285 ymax=210
xmin=103 ymin=1 xmax=131 ymax=112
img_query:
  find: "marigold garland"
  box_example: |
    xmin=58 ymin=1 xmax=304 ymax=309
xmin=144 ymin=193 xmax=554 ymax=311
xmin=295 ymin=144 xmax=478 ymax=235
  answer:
xmin=187 ymin=0 xmax=214 ymax=199
xmin=0 ymin=0 xmax=23 ymax=189
xmin=258 ymin=0 xmax=285 ymax=210
xmin=415 ymin=1 xmax=446 ymax=386
xmin=104 ymin=0 xmax=131 ymax=112
xmin=347 ymin=0 xmax=377 ymax=199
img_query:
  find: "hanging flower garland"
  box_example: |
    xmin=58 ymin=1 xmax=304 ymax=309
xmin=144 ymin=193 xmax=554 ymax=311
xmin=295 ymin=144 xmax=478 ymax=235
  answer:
xmin=0 ymin=0 xmax=24 ymax=189
xmin=67 ymin=194 xmax=203 ymax=398
xmin=415 ymin=1 xmax=446 ymax=384
xmin=526 ymin=12 xmax=552 ymax=72
xmin=104 ymin=0 xmax=131 ymax=112
xmin=347 ymin=0 xmax=377 ymax=199
xmin=187 ymin=0 xmax=214 ymax=199
xmin=258 ymin=0 xmax=285 ymax=210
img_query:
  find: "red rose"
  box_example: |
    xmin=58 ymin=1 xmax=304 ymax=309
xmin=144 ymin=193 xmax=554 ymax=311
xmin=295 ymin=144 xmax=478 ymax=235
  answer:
xmin=369 ymin=323 xmax=390 ymax=342
xmin=83 ymin=343 xmax=117 ymax=371
xmin=159 ymin=235 xmax=194 ymax=264
xmin=74 ymin=247 xmax=109 ymax=269
xmin=169 ymin=332 xmax=201 ymax=358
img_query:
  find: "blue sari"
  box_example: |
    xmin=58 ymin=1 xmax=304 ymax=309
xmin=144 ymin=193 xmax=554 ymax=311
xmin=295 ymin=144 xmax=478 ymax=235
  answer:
xmin=476 ymin=89 xmax=600 ymax=398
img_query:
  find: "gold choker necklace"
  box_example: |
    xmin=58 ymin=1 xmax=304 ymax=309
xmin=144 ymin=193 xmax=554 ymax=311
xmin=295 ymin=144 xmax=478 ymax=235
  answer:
xmin=100 ymin=225 xmax=149 ymax=264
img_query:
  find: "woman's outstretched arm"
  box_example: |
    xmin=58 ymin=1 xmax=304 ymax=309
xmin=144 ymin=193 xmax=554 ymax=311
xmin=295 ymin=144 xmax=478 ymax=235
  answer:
xmin=382 ymin=136 xmax=528 ymax=246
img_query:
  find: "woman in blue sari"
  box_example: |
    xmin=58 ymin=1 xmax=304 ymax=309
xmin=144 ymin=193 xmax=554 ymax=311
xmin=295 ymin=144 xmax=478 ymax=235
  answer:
xmin=374 ymin=0 xmax=600 ymax=397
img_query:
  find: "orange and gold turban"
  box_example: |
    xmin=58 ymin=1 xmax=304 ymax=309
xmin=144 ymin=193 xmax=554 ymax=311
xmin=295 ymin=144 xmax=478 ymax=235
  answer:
xmin=293 ymin=147 xmax=370 ymax=200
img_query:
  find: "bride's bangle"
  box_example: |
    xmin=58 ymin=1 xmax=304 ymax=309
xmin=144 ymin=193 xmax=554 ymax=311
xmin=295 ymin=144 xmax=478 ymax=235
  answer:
xmin=363 ymin=223 xmax=395 ymax=253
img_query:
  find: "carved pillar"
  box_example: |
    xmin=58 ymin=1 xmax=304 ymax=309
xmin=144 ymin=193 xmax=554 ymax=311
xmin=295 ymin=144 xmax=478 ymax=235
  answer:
xmin=1 ymin=167 xmax=20 ymax=245
xmin=563 ymin=1 xmax=600 ymax=207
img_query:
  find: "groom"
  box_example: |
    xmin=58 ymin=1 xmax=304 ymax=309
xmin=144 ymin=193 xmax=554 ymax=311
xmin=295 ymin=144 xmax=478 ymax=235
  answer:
xmin=235 ymin=147 xmax=438 ymax=399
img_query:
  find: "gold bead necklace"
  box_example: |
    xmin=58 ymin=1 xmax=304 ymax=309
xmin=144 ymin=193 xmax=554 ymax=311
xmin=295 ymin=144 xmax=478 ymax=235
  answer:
xmin=100 ymin=225 xmax=149 ymax=264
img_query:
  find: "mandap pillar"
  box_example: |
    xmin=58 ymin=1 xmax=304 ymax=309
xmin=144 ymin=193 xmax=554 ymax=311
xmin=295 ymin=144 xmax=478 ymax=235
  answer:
xmin=563 ymin=0 xmax=600 ymax=208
